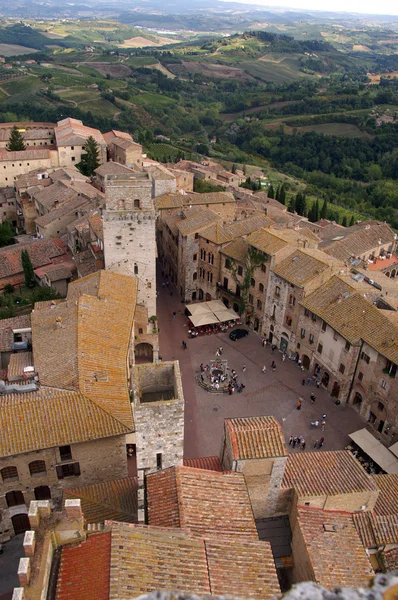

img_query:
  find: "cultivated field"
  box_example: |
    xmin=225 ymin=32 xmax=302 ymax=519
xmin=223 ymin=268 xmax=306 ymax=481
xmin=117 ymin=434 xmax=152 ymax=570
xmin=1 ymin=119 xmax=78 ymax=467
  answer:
xmin=241 ymin=56 xmax=314 ymax=84
xmin=181 ymin=61 xmax=254 ymax=81
xmin=0 ymin=43 xmax=38 ymax=56
xmin=297 ymin=122 xmax=372 ymax=138
xmin=79 ymin=62 xmax=131 ymax=77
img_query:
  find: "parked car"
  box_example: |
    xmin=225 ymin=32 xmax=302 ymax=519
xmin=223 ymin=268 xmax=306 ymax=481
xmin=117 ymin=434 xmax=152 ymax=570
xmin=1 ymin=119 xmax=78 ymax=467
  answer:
xmin=229 ymin=328 xmax=249 ymax=341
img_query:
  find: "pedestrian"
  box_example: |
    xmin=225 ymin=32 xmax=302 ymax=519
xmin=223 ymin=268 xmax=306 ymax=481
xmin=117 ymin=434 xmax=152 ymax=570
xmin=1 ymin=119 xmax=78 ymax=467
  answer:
xmin=314 ymin=439 xmax=319 ymax=449
xmin=297 ymin=400 xmax=302 ymax=410
xmin=182 ymin=341 xmax=187 ymax=350
xmin=300 ymin=365 xmax=305 ymax=372
xmin=314 ymin=420 xmax=319 ymax=428
xmin=271 ymin=360 xmax=276 ymax=371
xmin=302 ymin=379 xmax=306 ymax=386
xmin=298 ymin=359 xmax=302 ymax=367
xmin=292 ymin=437 xmax=297 ymax=448
xmin=172 ymin=311 xmax=176 ymax=318
xmin=321 ymin=420 xmax=326 ymax=431
xmin=322 ymin=414 xmax=327 ymax=420
xmin=316 ymin=380 xmax=320 ymax=389
xmin=215 ymin=348 xmax=220 ymax=357
xmin=242 ymin=364 xmax=246 ymax=372
xmin=307 ymin=377 xmax=312 ymax=385
xmin=228 ymin=385 xmax=232 ymax=396
xmin=272 ymin=344 xmax=277 ymax=353
xmin=262 ymin=365 xmax=267 ymax=373
xmin=282 ymin=353 xmax=286 ymax=362
xmin=319 ymin=437 xmax=324 ymax=448
xmin=310 ymin=421 xmax=316 ymax=429
xmin=200 ymin=374 xmax=204 ymax=383
xmin=262 ymin=338 xmax=267 ymax=347
xmin=289 ymin=436 xmax=293 ymax=445
xmin=301 ymin=439 xmax=306 ymax=450
xmin=166 ymin=281 xmax=169 ymax=288
xmin=200 ymin=364 xmax=204 ymax=372
xmin=219 ymin=346 xmax=223 ymax=354
xmin=310 ymin=392 xmax=316 ymax=403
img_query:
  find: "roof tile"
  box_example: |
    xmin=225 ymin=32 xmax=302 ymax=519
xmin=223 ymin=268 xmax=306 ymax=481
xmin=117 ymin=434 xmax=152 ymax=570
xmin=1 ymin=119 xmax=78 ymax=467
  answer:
xmin=226 ymin=416 xmax=287 ymax=460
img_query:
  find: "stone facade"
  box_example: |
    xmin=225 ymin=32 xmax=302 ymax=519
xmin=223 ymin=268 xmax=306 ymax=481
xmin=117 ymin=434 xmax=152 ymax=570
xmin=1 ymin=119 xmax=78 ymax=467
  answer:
xmin=103 ymin=173 xmax=157 ymax=320
xmin=133 ymin=361 xmax=184 ymax=476
xmin=0 ymin=150 xmax=59 ymax=187
xmin=0 ymin=434 xmax=127 ymax=540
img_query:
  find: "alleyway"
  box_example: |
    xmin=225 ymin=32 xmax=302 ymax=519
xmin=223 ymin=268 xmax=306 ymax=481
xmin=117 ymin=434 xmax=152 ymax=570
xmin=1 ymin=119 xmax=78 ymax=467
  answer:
xmin=156 ymin=266 xmax=367 ymax=458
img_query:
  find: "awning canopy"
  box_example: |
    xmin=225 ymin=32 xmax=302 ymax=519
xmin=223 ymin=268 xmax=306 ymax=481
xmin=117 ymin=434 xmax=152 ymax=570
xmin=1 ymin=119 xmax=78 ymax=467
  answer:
xmin=389 ymin=441 xmax=398 ymax=458
xmin=186 ymin=301 xmax=239 ymax=325
xmin=189 ymin=313 xmax=220 ymax=327
xmin=348 ymin=428 xmax=398 ymax=474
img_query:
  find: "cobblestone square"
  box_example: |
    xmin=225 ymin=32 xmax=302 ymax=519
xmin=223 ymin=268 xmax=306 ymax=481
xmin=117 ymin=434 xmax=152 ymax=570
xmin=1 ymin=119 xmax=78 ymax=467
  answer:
xmin=157 ymin=277 xmax=367 ymax=458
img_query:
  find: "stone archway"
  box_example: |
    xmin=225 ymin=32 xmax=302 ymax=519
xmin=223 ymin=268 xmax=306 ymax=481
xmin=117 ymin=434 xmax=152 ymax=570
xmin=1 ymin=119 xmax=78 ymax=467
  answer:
xmin=302 ymin=354 xmax=311 ymax=370
xmin=391 ymin=269 xmax=396 ymax=278
xmin=135 ymin=343 xmax=153 ymax=364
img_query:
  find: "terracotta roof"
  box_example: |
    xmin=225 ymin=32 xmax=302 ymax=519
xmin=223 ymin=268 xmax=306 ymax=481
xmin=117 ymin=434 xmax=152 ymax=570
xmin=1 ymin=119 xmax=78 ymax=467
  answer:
xmin=88 ymin=211 xmax=103 ymax=240
xmin=384 ymin=548 xmax=398 ymax=571
xmin=225 ymin=416 xmax=287 ymax=460
xmin=0 ymin=239 xmax=66 ymax=280
xmin=273 ymin=249 xmax=334 ymax=287
xmin=221 ymin=238 xmax=248 ymax=263
xmin=31 ymin=180 xmax=78 ymax=209
xmin=282 ymin=450 xmax=377 ymax=497
xmin=55 ymin=117 xmax=106 ymax=147
xmin=183 ymin=456 xmax=222 ymax=471
xmin=146 ymin=466 xmax=258 ymax=540
xmin=112 ymin=137 xmax=142 ymax=151
xmin=246 ymin=228 xmax=289 ymax=255
xmin=50 ymin=166 xmax=88 ymax=183
xmin=154 ymin=193 xmax=184 ymax=210
xmin=7 ymin=351 xmax=33 ymax=380
xmin=200 ymin=215 xmax=273 ymax=245
xmin=0 ymin=315 xmax=31 ymax=352
xmin=94 ymin=161 xmax=135 ymax=177
xmin=64 ymin=477 xmax=138 ymax=524
xmin=107 ymin=522 xmax=279 ymax=600
xmin=164 ymin=213 xmax=182 ymax=236
xmin=0 ymin=148 xmax=50 ymax=161
xmin=177 ymin=208 xmax=221 ymax=237
xmin=205 ymin=538 xmax=280 ymax=599
xmin=353 ymin=512 xmax=398 ymax=547
xmin=104 ymin=130 xmax=134 ymax=143
xmin=73 ymin=249 xmax=98 ymax=278
xmin=0 ymin=387 xmax=130 ymax=457
xmin=185 ymin=191 xmax=235 ymax=205
xmin=146 ymin=165 xmax=175 ymax=181
xmin=296 ymin=507 xmax=373 ymax=588
xmin=109 ymin=522 xmax=211 ymax=598
xmin=35 ymin=195 xmax=95 ymax=228
xmin=56 ymin=531 xmax=111 ymax=600
xmin=321 ymin=221 xmax=395 ymax=261
xmin=301 ymin=276 xmax=398 ymax=363
xmin=373 ymin=474 xmax=398 ymax=516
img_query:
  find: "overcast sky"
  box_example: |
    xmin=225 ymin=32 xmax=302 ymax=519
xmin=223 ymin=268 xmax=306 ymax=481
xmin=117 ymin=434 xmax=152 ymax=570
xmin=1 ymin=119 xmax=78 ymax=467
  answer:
xmin=232 ymin=0 xmax=398 ymax=16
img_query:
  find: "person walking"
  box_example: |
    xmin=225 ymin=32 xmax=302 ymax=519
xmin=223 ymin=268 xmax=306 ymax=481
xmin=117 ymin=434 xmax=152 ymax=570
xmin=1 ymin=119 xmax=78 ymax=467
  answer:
xmin=321 ymin=420 xmax=326 ymax=431
xmin=242 ymin=364 xmax=246 ymax=372
xmin=319 ymin=437 xmax=324 ymax=448
xmin=301 ymin=439 xmax=306 ymax=450
xmin=297 ymin=399 xmax=302 ymax=410
xmin=289 ymin=436 xmax=293 ymax=445
xmin=271 ymin=361 xmax=276 ymax=371
xmin=282 ymin=353 xmax=286 ymax=362
xmin=314 ymin=439 xmax=319 ymax=449
xmin=322 ymin=413 xmax=327 ymax=420
xmin=219 ymin=346 xmax=223 ymax=355
xmin=307 ymin=377 xmax=312 ymax=385
xmin=292 ymin=437 xmax=297 ymax=449
xmin=310 ymin=392 xmax=316 ymax=403
xmin=228 ymin=385 xmax=233 ymax=396
xmin=182 ymin=341 xmax=187 ymax=350
xmin=215 ymin=348 xmax=220 ymax=357
xmin=262 ymin=338 xmax=267 ymax=347
xmin=172 ymin=311 xmax=176 ymax=318
xmin=262 ymin=365 xmax=267 ymax=373
xmin=316 ymin=379 xmax=320 ymax=389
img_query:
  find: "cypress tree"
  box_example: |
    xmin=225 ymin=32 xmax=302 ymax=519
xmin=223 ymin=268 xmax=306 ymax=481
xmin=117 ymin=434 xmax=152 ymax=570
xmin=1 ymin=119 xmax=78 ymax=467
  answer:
xmin=8 ymin=126 xmax=26 ymax=151
xmin=268 ymin=184 xmax=275 ymax=199
xmin=275 ymin=185 xmax=280 ymax=201
xmin=76 ymin=136 xmax=100 ymax=176
xmin=295 ymin=192 xmax=302 ymax=215
xmin=279 ymin=184 xmax=286 ymax=205
xmin=349 ymin=215 xmax=355 ymax=226
xmin=301 ymin=194 xmax=307 ymax=217
xmin=314 ymin=199 xmax=320 ymax=222
xmin=288 ymin=196 xmax=295 ymax=213
xmin=320 ymin=199 xmax=328 ymax=220
xmin=21 ymin=249 xmax=35 ymax=288
xmin=231 ymin=163 xmax=237 ymax=174
xmin=342 ymin=216 xmax=347 ymax=227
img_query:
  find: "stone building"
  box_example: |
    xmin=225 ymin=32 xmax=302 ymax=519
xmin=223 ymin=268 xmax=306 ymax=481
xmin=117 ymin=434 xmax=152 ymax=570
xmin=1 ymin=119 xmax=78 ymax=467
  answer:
xmin=0 ymin=271 xmax=137 ymax=539
xmin=290 ymin=505 xmax=373 ymax=588
xmin=0 ymin=315 xmax=31 ymax=369
xmin=12 ymin=496 xmax=280 ymax=600
xmin=104 ymin=129 xmax=143 ymax=168
xmin=133 ymin=361 xmax=184 ymax=477
xmin=220 ymin=416 xmax=287 ymax=518
xmin=103 ymin=171 xmax=157 ymax=320
xmin=0 ymin=121 xmax=55 ymax=149
xmin=55 ymin=117 xmax=107 ymax=168
xmin=0 ymin=187 xmax=17 ymax=227
xmin=0 ymin=148 xmax=59 ymax=187
xmin=145 ymin=163 xmax=177 ymax=198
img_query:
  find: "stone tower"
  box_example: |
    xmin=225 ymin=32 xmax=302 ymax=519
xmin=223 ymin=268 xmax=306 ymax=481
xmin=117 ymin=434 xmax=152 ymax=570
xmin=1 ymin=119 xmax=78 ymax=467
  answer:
xmin=103 ymin=172 xmax=157 ymax=321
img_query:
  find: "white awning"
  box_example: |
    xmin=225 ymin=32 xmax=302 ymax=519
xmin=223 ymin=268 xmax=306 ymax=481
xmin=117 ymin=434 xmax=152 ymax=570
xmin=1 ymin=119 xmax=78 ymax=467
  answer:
xmin=186 ymin=303 xmax=212 ymax=316
xmin=388 ymin=441 xmax=398 ymax=458
xmin=189 ymin=313 xmax=220 ymax=327
xmin=213 ymin=308 xmax=239 ymax=322
xmin=348 ymin=428 xmax=398 ymax=474
xmin=186 ymin=300 xmax=239 ymax=324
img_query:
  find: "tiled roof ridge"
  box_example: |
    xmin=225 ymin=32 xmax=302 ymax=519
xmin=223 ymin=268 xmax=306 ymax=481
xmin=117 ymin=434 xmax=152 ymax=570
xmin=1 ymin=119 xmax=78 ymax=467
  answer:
xmin=297 ymin=504 xmax=363 ymax=516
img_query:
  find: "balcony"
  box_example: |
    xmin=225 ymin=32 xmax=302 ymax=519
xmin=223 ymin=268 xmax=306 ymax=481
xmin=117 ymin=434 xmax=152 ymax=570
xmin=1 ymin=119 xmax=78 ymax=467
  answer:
xmin=216 ymin=283 xmax=240 ymax=299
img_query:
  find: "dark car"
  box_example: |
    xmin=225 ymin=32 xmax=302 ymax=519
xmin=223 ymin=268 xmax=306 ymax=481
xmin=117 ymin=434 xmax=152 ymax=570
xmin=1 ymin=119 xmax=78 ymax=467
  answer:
xmin=229 ymin=328 xmax=249 ymax=341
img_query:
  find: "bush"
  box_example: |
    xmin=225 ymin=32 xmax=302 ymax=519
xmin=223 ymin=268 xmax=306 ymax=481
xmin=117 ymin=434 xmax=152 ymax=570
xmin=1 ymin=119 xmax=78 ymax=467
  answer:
xmin=4 ymin=284 xmax=14 ymax=294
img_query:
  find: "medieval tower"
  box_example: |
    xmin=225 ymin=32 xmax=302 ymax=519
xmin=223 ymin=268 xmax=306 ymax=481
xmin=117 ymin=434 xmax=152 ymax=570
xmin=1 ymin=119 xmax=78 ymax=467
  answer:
xmin=103 ymin=172 xmax=157 ymax=324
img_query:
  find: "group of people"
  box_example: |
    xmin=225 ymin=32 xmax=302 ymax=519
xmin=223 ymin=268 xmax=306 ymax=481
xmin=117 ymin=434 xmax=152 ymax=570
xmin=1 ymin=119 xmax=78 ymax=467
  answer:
xmin=198 ymin=359 xmax=245 ymax=394
xmin=289 ymin=435 xmax=325 ymax=450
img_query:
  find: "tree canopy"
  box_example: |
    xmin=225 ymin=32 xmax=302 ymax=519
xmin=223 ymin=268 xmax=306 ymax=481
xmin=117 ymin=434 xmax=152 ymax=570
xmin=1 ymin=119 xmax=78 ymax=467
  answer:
xmin=8 ymin=126 xmax=26 ymax=151
xmin=76 ymin=136 xmax=100 ymax=176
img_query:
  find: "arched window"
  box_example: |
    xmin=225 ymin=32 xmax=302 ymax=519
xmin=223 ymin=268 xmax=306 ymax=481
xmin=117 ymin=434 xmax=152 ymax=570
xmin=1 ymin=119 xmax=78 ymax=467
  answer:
xmin=193 ymin=272 xmax=197 ymax=281
xmin=138 ymin=328 xmax=143 ymax=334
xmin=1 ymin=466 xmax=18 ymax=482
xmin=29 ymin=461 xmax=46 ymax=476
xmin=259 ymin=283 xmax=264 ymax=292
xmin=134 ymin=199 xmax=140 ymax=209
xmin=134 ymin=264 xmax=138 ymax=275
